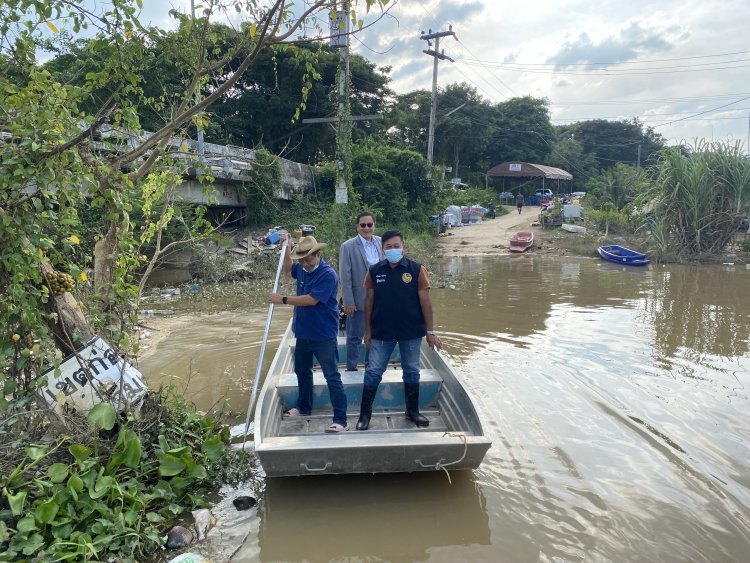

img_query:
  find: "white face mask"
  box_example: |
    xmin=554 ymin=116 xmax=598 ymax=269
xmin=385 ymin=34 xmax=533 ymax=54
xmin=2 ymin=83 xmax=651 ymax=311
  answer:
xmin=384 ymin=248 xmax=403 ymax=263
xmin=302 ymin=258 xmax=320 ymax=273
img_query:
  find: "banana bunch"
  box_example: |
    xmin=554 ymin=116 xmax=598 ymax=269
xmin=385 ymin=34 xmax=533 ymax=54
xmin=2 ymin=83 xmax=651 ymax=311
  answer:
xmin=47 ymin=271 xmax=75 ymax=294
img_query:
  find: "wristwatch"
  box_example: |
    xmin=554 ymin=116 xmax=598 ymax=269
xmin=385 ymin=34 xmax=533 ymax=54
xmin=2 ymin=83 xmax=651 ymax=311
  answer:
xmin=282 ymin=296 xmax=288 ymax=304
xmin=426 ymin=330 xmax=436 ymax=336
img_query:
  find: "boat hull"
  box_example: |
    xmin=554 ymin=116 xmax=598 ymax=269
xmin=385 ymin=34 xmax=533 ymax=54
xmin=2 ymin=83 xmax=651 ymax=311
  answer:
xmin=597 ymin=245 xmax=650 ymax=266
xmin=509 ymin=230 xmax=534 ymax=252
xmin=254 ymin=323 xmax=491 ymax=477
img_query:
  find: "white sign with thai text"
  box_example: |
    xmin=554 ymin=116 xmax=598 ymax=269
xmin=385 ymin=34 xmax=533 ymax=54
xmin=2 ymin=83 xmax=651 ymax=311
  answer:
xmin=38 ymin=337 xmax=149 ymax=417
xmin=509 ymin=163 xmax=522 ymax=172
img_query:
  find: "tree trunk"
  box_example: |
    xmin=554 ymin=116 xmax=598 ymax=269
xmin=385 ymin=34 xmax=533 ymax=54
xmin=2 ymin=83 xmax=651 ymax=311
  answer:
xmin=41 ymin=261 xmax=95 ymax=356
xmin=94 ymin=221 xmax=118 ymax=304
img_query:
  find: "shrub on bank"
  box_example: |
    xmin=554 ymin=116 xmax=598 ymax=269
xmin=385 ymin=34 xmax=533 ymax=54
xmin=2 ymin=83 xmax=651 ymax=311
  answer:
xmin=0 ymin=389 xmax=234 ymax=562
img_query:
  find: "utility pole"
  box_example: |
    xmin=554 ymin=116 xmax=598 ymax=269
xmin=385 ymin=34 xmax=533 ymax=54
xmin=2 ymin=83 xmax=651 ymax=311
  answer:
xmin=302 ymin=4 xmax=382 ymax=204
xmin=190 ymin=0 xmax=206 ymax=162
xmin=636 ymin=143 xmax=641 ymax=177
xmin=333 ymin=1 xmax=351 ymax=204
xmin=421 ymin=27 xmax=455 ymax=166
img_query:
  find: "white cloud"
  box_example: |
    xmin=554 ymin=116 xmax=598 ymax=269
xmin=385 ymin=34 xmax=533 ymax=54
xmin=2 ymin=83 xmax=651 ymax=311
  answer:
xmin=353 ymin=0 xmax=750 ymax=148
xmin=49 ymin=0 xmax=750 ymax=150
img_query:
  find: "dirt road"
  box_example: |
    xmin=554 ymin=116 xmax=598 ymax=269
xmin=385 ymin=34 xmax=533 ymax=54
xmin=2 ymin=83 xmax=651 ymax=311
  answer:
xmin=437 ymin=204 xmax=545 ymax=256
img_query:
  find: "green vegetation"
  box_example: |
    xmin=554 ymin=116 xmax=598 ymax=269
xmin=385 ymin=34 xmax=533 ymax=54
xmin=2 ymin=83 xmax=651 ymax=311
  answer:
xmin=645 ymin=141 xmax=750 ymax=257
xmin=2 ymin=0 xmax=748 ymax=557
xmin=0 ymin=394 xmax=231 ymax=562
xmin=555 ymin=141 xmax=750 ymax=261
xmin=2 ymin=1 xmax=384 ymax=560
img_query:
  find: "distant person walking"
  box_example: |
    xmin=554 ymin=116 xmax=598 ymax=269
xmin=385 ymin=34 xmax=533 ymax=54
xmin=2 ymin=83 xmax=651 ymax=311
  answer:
xmin=516 ymin=193 xmax=524 ymax=214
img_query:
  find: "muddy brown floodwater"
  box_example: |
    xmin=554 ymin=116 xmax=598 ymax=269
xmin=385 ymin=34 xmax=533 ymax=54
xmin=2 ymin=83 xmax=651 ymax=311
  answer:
xmin=140 ymin=240 xmax=750 ymax=562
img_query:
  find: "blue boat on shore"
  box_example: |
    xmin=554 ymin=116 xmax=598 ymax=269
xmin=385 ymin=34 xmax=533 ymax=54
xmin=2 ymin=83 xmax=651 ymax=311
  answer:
xmin=597 ymin=244 xmax=650 ymax=266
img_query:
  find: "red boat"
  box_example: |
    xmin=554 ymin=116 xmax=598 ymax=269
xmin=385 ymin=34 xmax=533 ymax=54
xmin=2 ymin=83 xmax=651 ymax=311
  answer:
xmin=509 ymin=231 xmax=534 ymax=253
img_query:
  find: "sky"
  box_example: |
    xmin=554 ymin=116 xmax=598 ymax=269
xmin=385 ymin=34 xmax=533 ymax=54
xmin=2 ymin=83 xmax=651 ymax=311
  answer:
xmin=138 ymin=1 xmax=750 ymax=150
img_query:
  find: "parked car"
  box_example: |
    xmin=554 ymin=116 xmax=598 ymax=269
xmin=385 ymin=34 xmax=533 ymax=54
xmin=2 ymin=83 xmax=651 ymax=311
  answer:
xmin=571 ymin=191 xmax=587 ymax=200
xmin=535 ymin=189 xmax=553 ymax=203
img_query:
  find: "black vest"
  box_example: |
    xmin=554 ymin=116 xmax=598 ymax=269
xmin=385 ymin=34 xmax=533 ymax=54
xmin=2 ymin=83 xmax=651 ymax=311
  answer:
xmin=370 ymin=258 xmax=425 ymax=341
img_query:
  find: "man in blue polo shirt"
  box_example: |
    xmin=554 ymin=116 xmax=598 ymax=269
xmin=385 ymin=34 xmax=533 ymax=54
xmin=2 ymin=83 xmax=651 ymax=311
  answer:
xmin=356 ymin=230 xmax=443 ymax=431
xmin=268 ymin=234 xmax=348 ymax=432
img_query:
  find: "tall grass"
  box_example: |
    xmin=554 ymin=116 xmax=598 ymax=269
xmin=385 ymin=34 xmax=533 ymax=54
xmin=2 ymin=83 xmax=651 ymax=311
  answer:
xmin=648 ymin=140 xmax=750 ymax=256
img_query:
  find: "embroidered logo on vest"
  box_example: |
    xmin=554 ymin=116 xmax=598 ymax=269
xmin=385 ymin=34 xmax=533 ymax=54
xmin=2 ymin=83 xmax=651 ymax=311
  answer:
xmin=401 ymin=273 xmax=413 ymax=283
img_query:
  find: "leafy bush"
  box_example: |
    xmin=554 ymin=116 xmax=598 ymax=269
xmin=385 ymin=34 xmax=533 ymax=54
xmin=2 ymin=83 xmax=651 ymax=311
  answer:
xmin=585 ymin=204 xmax=630 ymax=235
xmin=350 ymin=139 xmax=435 ymax=225
xmin=0 ymin=391 xmax=232 ymax=562
xmin=645 ymin=141 xmax=750 ymax=256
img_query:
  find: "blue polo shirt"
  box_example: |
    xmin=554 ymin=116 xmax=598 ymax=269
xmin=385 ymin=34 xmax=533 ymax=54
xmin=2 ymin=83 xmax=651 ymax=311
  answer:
xmin=291 ymin=258 xmax=339 ymax=340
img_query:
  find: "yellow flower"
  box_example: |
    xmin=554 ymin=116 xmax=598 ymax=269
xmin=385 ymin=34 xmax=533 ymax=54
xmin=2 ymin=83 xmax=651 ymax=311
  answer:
xmin=68 ymin=235 xmax=80 ymax=244
xmin=79 ymin=272 xmax=88 ymax=282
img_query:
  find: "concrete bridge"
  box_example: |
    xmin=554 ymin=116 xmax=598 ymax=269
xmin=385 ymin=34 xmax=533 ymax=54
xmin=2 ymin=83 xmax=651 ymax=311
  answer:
xmin=98 ymin=127 xmax=317 ymax=224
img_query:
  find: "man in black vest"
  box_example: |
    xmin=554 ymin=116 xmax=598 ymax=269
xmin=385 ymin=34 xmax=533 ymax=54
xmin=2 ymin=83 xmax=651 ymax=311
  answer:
xmin=356 ymin=230 xmax=442 ymax=431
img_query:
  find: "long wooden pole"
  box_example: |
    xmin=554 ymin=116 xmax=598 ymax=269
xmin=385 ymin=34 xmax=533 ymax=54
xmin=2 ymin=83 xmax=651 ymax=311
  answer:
xmin=242 ymin=237 xmax=289 ymax=449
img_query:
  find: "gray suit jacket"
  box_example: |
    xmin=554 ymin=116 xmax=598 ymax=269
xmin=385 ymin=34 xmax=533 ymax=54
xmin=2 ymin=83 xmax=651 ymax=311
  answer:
xmin=339 ymin=235 xmax=383 ymax=310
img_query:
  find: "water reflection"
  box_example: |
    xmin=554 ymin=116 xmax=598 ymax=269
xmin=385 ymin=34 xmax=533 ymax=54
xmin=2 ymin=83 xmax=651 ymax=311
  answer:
xmin=245 ymin=472 xmax=489 ymax=562
xmin=139 ymin=255 xmax=750 ymax=562
xmin=644 ymin=265 xmax=750 ymax=360
xmin=435 ymin=256 xmax=750 ymax=363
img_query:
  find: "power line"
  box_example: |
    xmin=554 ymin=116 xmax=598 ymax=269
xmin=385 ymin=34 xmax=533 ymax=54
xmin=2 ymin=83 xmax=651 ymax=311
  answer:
xmin=456 ymin=60 xmax=750 ymax=76
xmin=651 ymin=94 xmax=750 ymax=128
xmin=554 ymin=114 xmax=750 ymax=124
xmin=452 ymin=37 xmax=517 ymax=99
xmin=457 ymin=49 xmax=750 ymax=67
xmin=550 ymin=93 xmax=750 ymax=107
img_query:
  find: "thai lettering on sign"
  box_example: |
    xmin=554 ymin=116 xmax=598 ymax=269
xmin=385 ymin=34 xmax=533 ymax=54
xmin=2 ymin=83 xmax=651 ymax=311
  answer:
xmin=38 ymin=337 xmax=149 ymax=416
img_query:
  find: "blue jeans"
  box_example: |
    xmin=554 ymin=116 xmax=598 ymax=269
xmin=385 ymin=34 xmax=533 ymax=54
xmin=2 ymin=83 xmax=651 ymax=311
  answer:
xmin=363 ymin=338 xmax=422 ymax=388
xmin=294 ymin=338 xmax=347 ymax=426
xmin=345 ymin=310 xmax=369 ymax=371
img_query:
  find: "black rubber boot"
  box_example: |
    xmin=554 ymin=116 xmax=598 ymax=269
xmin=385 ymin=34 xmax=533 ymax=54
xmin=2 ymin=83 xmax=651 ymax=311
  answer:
xmin=356 ymin=386 xmax=378 ymax=430
xmin=404 ymin=382 xmax=429 ymax=427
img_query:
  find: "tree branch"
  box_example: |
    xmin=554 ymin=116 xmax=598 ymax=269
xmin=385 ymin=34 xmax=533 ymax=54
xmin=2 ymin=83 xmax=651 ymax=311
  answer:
xmin=111 ymin=0 xmax=331 ymax=169
xmin=44 ymin=103 xmax=117 ymax=158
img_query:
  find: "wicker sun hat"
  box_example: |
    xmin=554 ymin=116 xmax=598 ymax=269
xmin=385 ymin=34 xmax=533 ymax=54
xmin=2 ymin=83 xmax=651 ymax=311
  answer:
xmin=289 ymin=236 xmax=328 ymax=259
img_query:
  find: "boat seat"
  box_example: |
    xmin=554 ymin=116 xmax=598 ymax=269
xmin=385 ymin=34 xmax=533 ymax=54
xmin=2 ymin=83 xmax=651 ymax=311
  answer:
xmin=276 ymin=368 xmax=442 ymax=411
xmin=290 ymin=337 xmax=401 ymax=366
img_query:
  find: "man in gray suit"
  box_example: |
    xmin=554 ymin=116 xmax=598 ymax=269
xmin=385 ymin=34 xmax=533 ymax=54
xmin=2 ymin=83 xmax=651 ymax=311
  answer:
xmin=339 ymin=211 xmax=384 ymax=371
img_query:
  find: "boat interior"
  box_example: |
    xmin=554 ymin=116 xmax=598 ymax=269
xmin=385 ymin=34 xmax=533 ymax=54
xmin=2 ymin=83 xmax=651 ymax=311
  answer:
xmin=254 ymin=323 xmax=491 ymax=476
xmin=268 ymin=338 xmax=481 ymax=437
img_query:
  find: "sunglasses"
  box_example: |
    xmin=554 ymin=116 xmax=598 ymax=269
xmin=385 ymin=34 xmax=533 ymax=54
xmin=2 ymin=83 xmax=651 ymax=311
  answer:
xmin=358 ymin=222 xmax=374 ymax=228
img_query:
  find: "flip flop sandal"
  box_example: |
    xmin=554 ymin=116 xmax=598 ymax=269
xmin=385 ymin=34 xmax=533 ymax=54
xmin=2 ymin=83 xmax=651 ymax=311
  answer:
xmin=325 ymin=423 xmax=348 ymax=433
xmin=284 ymin=407 xmax=302 ymax=417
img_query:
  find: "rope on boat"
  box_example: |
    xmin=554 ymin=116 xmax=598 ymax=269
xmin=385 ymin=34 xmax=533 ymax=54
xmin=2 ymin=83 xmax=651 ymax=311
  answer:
xmin=433 ymin=432 xmax=468 ymax=484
